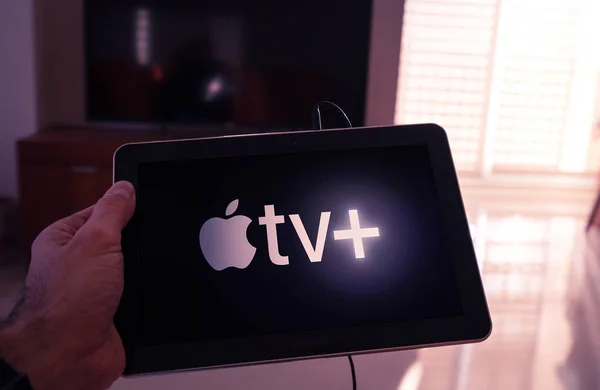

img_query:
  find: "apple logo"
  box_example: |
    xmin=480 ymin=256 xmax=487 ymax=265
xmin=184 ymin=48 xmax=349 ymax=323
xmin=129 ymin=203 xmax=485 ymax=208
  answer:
xmin=199 ymin=199 xmax=256 ymax=271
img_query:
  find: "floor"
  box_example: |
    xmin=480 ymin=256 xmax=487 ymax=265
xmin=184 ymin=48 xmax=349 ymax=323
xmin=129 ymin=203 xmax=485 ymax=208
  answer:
xmin=0 ymin=248 xmax=26 ymax=320
xmin=1 ymin=182 xmax=598 ymax=390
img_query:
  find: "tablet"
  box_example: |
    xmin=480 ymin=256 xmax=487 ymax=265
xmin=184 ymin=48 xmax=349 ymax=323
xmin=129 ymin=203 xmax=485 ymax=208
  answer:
xmin=113 ymin=124 xmax=491 ymax=376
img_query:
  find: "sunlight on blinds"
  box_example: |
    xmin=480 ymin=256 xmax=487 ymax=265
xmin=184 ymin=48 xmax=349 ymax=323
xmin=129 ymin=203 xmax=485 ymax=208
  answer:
xmin=395 ymin=0 xmax=498 ymax=172
xmin=491 ymin=0 xmax=577 ymax=171
xmin=396 ymin=0 xmax=600 ymax=175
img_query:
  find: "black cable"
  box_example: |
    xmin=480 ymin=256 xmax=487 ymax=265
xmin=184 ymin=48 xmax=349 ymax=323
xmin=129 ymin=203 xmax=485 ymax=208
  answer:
xmin=311 ymin=100 xmax=353 ymax=130
xmin=347 ymin=355 xmax=357 ymax=390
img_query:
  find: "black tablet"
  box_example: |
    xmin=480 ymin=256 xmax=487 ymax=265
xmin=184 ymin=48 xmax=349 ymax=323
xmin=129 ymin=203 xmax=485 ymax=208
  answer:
xmin=113 ymin=124 xmax=491 ymax=376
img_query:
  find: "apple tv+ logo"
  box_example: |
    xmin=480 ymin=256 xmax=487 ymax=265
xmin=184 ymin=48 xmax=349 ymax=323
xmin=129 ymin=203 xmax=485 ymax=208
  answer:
xmin=199 ymin=199 xmax=380 ymax=271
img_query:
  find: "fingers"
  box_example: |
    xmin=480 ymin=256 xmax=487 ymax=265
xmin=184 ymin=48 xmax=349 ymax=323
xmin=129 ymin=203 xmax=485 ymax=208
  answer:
xmin=87 ymin=181 xmax=136 ymax=234
xmin=64 ymin=206 xmax=95 ymax=230
xmin=32 ymin=182 xmax=135 ymax=254
xmin=32 ymin=206 xmax=97 ymax=251
xmin=45 ymin=206 xmax=94 ymax=233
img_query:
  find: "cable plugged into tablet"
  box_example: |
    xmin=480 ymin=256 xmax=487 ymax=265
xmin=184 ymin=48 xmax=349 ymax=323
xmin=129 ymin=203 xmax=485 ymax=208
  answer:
xmin=311 ymin=101 xmax=353 ymax=130
xmin=311 ymin=101 xmax=357 ymax=390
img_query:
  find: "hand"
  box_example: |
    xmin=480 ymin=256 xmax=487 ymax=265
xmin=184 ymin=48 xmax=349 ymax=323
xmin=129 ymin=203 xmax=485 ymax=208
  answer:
xmin=0 ymin=181 xmax=136 ymax=390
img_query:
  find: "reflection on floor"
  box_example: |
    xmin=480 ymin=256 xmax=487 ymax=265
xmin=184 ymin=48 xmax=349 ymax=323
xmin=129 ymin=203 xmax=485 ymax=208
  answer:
xmin=0 ymin=183 xmax=598 ymax=390
xmin=413 ymin=184 xmax=595 ymax=390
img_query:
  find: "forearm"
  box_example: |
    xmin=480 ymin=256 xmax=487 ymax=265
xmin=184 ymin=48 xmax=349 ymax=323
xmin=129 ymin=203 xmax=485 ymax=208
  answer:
xmin=0 ymin=297 xmax=29 ymax=368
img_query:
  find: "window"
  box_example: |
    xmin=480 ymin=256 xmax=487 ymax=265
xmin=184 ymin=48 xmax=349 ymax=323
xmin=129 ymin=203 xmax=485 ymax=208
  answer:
xmin=396 ymin=0 xmax=600 ymax=175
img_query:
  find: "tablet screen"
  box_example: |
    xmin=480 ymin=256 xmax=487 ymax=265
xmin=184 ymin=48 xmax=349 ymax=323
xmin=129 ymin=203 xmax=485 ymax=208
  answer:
xmin=137 ymin=145 xmax=463 ymax=347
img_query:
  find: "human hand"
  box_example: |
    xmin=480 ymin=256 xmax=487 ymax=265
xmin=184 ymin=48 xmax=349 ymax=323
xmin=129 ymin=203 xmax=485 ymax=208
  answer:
xmin=0 ymin=181 xmax=136 ymax=390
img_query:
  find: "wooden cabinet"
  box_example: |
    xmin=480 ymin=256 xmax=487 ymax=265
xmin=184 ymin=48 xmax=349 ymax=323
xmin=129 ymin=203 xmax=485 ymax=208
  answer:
xmin=17 ymin=129 xmax=162 ymax=250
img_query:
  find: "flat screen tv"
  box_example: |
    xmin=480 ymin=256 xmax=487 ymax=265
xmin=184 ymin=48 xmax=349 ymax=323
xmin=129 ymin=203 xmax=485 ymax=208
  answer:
xmin=85 ymin=0 xmax=373 ymax=130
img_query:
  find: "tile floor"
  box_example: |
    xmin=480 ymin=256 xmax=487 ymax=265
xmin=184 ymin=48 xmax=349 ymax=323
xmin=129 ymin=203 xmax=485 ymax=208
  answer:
xmin=1 ymin=184 xmax=598 ymax=390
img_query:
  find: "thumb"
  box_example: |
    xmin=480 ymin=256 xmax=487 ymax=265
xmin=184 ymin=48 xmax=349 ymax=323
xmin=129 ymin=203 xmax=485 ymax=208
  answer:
xmin=88 ymin=181 xmax=136 ymax=233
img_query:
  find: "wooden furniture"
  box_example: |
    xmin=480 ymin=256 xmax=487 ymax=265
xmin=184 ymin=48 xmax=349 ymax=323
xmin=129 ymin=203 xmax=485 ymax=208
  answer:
xmin=17 ymin=127 xmax=255 ymax=250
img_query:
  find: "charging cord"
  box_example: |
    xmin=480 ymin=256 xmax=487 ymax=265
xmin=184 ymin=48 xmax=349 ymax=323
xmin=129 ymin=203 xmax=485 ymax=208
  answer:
xmin=310 ymin=101 xmax=357 ymax=390
xmin=347 ymin=355 xmax=357 ymax=390
xmin=311 ymin=101 xmax=353 ymax=130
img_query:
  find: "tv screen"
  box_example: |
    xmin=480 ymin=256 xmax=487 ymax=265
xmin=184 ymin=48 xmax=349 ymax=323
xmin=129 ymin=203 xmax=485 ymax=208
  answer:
xmin=85 ymin=0 xmax=373 ymax=130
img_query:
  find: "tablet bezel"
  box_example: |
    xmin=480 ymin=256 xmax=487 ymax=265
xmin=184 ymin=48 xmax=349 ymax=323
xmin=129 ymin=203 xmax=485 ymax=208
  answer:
xmin=113 ymin=124 xmax=491 ymax=376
